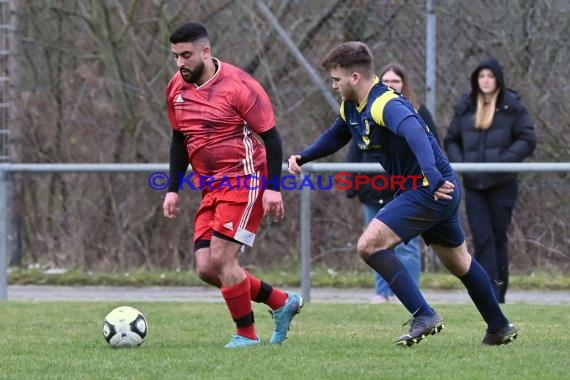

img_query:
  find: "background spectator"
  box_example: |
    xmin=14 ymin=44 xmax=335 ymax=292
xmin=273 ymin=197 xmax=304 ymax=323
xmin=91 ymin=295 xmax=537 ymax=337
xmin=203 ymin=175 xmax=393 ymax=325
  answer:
xmin=444 ymin=57 xmax=537 ymax=303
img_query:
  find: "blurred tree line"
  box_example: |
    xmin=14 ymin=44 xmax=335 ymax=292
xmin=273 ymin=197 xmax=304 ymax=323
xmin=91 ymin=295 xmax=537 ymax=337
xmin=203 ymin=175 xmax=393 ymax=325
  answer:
xmin=6 ymin=0 xmax=569 ymax=272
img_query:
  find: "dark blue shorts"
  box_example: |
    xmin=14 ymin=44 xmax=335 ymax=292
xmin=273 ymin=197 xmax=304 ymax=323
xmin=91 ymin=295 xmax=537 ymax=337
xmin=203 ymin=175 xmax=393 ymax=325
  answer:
xmin=375 ymin=176 xmax=465 ymax=247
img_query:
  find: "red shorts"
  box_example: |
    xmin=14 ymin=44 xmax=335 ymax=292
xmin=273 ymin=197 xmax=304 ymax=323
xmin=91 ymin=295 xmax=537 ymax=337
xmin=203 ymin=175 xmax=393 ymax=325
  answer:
xmin=193 ymin=173 xmax=264 ymax=247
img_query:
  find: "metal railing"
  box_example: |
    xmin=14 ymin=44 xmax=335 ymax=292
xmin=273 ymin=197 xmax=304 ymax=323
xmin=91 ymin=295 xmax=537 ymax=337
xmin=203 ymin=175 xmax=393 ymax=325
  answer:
xmin=1 ymin=162 xmax=570 ymax=300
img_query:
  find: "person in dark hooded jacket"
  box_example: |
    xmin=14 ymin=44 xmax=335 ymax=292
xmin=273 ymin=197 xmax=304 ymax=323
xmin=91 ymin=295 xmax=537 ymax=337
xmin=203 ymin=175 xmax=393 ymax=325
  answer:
xmin=444 ymin=58 xmax=537 ymax=303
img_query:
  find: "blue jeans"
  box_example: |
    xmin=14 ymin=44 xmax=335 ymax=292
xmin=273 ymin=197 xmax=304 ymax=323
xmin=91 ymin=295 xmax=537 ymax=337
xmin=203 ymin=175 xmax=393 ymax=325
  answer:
xmin=362 ymin=203 xmax=421 ymax=297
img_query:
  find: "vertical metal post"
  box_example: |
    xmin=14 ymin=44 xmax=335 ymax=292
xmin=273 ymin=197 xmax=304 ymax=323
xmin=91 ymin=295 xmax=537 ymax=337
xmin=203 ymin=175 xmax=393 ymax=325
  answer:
xmin=0 ymin=169 xmax=7 ymax=299
xmin=0 ymin=0 xmax=12 ymax=299
xmin=300 ymin=172 xmax=311 ymax=302
xmin=0 ymin=0 xmax=10 ymax=162
xmin=424 ymin=0 xmax=437 ymax=272
xmin=425 ymin=0 xmax=437 ymax=117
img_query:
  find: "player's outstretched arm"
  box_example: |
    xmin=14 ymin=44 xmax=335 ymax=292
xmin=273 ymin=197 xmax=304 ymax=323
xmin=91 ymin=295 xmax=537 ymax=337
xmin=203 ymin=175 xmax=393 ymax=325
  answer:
xmin=288 ymin=155 xmax=302 ymax=175
xmin=288 ymin=116 xmax=352 ymax=175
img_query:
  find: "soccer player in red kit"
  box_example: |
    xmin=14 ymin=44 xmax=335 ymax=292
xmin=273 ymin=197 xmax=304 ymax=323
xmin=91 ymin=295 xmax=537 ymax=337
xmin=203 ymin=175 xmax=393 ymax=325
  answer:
xmin=163 ymin=22 xmax=302 ymax=348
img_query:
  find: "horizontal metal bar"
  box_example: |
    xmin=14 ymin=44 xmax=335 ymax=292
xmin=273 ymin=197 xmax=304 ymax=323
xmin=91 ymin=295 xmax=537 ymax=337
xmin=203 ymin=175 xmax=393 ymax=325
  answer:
xmin=301 ymin=162 xmax=570 ymax=173
xmin=0 ymin=162 xmax=570 ymax=174
xmin=0 ymin=163 xmax=172 ymax=173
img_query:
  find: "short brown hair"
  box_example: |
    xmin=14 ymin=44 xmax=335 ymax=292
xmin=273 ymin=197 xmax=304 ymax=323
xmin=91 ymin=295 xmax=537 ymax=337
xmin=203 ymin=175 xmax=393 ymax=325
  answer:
xmin=321 ymin=41 xmax=374 ymax=78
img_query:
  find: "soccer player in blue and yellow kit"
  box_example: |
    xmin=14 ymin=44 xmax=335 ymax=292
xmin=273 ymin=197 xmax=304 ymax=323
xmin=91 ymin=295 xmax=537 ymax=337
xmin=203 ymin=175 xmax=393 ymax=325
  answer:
xmin=288 ymin=42 xmax=517 ymax=346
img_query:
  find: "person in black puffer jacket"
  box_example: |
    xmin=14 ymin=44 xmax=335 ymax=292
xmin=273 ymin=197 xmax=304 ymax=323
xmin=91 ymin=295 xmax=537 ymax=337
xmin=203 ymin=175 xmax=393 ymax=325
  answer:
xmin=444 ymin=57 xmax=537 ymax=303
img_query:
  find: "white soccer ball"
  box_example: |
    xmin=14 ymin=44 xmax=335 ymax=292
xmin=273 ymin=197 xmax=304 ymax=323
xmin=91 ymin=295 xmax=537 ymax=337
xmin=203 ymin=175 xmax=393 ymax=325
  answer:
xmin=103 ymin=306 xmax=148 ymax=347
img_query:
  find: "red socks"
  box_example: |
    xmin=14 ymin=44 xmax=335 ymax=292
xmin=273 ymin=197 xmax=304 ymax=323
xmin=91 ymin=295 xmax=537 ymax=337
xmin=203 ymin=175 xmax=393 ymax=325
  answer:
xmin=245 ymin=271 xmax=288 ymax=310
xmin=220 ymin=272 xmax=290 ymax=339
xmin=221 ymin=278 xmax=256 ymax=340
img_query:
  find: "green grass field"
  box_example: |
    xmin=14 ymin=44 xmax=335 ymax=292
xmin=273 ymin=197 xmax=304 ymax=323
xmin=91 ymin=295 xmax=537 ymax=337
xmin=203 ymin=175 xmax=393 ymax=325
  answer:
xmin=1 ymin=302 xmax=568 ymax=379
xmin=8 ymin=267 xmax=570 ymax=290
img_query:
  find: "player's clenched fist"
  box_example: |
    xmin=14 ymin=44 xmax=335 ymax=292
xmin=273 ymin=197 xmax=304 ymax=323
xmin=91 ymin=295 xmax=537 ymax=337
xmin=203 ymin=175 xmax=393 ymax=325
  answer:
xmin=288 ymin=155 xmax=302 ymax=175
xmin=163 ymin=192 xmax=180 ymax=219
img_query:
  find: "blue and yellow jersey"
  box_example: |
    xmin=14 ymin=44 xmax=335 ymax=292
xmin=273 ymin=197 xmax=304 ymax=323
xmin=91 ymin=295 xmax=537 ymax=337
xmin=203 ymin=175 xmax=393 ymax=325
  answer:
xmin=337 ymin=78 xmax=454 ymax=191
xmin=339 ymin=78 xmax=453 ymax=188
xmin=298 ymin=77 xmax=455 ymax=193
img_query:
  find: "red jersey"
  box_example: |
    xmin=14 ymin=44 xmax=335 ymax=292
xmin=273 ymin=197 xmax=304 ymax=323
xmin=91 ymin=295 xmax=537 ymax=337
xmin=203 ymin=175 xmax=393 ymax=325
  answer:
xmin=166 ymin=58 xmax=275 ymax=178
